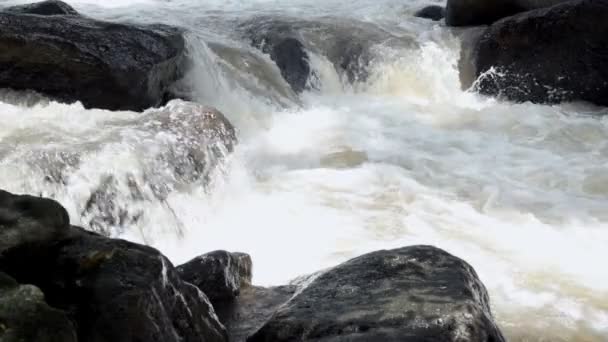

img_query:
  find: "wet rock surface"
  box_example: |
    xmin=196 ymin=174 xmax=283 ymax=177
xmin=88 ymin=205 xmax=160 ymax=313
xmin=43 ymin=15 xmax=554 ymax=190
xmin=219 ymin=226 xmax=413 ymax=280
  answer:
xmin=248 ymin=245 xmax=505 ymax=342
xmin=243 ymin=20 xmax=312 ymax=93
xmin=240 ymin=17 xmax=403 ymax=89
xmin=80 ymin=100 xmax=237 ymax=236
xmin=0 ymin=190 xmax=504 ymax=342
xmin=178 ymin=250 xmax=253 ymax=305
xmin=445 ymin=0 xmax=569 ymax=26
xmin=0 ymin=189 xmax=70 ymax=256
xmin=5 ymin=0 xmax=79 ymax=16
xmin=0 ymin=190 xmax=228 ymax=342
xmin=0 ymin=3 xmax=186 ymax=111
xmin=415 ymin=5 xmax=445 ymax=21
xmin=217 ymin=285 xmax=297 ymax=342
xmin=0 ymin=272 xmax=77 ymax=342
xmin=472 ymin=0 xmax=608 ymax=106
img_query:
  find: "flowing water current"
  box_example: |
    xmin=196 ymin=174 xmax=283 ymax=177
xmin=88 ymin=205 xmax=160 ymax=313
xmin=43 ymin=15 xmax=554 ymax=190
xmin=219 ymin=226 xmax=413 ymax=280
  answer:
xmin=1 ymin=0 xmax=607 ymax=340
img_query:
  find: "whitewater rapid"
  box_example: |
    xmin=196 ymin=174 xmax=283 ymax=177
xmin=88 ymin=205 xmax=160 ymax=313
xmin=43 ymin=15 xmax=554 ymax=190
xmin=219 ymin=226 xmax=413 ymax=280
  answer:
xmin=1 ymin=0 xmax=608 ymax=340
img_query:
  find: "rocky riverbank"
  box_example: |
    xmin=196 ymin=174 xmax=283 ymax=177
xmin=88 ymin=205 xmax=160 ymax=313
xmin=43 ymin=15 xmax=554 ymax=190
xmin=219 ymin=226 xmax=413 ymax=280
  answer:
xmin=0 ymin=188 xmax=505 ymax=341
xmin=416 ymin=0 xmax=608 ymax=107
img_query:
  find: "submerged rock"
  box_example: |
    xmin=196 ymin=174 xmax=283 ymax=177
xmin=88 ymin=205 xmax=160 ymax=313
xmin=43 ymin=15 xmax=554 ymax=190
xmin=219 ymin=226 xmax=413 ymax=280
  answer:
xmin=472 ymin=0 xmax=608 ymax=106
xmin=143 ymin=100 xmax=237 ymax=181
xmin=177 ymin=250 xmax=253 ymax=305
xmin=80 ymin=100 xmax=236 ymax=236
xmin=0 ymin=189 xmax=228 ymax=342
xmin=0 ymin=8 xmax=186 ymax=111
xmin=415 ymin=5 xmax=445 ymax=21
xmin=445 ymin=0 xmax=568 ymax=26
xmin=5 ymin=0 xmax=78 ymax=16
xmin=241 ymin=17 xmax=394 ymax=90
xmin=81 ymin=174 xmax=143 ymax=236
xmin=244 ymin=20 xmax=311 ymax=93
xmin=0 ymin=272 xmax=77 ymax=342
xmin=249 ymin=245 xmax=505 ymax=342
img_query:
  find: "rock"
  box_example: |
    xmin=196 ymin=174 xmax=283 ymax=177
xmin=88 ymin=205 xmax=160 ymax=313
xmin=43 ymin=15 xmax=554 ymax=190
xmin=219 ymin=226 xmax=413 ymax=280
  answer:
xmin=81 ymin=174 xmax=143 ymax=236
xmin=0 ymin=272 xmax=77 ymax=342
xmin=241 ymin=17 xmax=399 ymax=88
xmin=306 ymin=18 xmax=407 ymax=84
xmin=445 ymin=0 xmax=569 ymax=26
xmin=446 ymin=0 xmax=524 ymax=26
xmin=244 ymin=20 xmax=311 ymax=93
xmin=472 ymin=0 xmax=608 ymax=106
xmin=45 ymin=228 xmax=228 ymax=342
xmin=415 ymin=5 xmax=445 ymax=21
xmin=249 ymin=245 xmax=505 ymax=342
xmin=80 ymin=101 xmax=236 ymax=235
xmin=326 ymin=37 xmax=371 ymax=84
xmin=0 ymin=189 xmax=70 ymax=255
xmin=0 ymin=190 xmax=228 ymax=342
xmin=5 ymin=0 xmax=79 ymax=16
xmin=177 ymin=250 xmax=253 ymax=305
xmin=0 ymin=11 xmax=186 ymax=111
xmin=142 ymin=100 xmax=238 ymax=186
xmin=216 ymin=285 xmax=297 ymax=342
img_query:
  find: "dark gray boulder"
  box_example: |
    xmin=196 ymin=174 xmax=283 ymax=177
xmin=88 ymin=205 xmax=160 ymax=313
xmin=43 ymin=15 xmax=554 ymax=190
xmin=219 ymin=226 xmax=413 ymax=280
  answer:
xmin=472 ymin=0 xmax=608 ymax=106
xmin=415 ymin=5 xmax=445 ymax=21
xmin=0 ymin=190 xmax=228 ymax=342
xmin=0 ymin=272 xmax=77 ymax=342
xmin=5 ymin=0 xmax=79 ymax=16
xmin=177 ymin=250 xmax=253 ymax=305
xmin=446 ymin=0 xmax=524 ymax=26
xmin=0 ymin=11 xmax=186 ymax=111
xmin=217 ymin=285 xmax=297 ymax=342
xmin=248 ymin=245 xmax=505 ymax=342
xmin=446 ymin=0 xmax=568 ymax=26
xmin=0 ymin=189 xmax=70 ymax=256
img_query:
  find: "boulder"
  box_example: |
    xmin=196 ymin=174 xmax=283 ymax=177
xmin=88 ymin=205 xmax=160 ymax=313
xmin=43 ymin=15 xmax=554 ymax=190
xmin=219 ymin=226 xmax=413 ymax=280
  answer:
xmin=141 ymin=100 xmax=238 ymax=187
xmin=445 ymin=0 xmax=569 ymax=26
xmin=472 ymin=0 xmax=608 ymax=106
xmin=80 ymin=101 xmax=237 ymax=235
xmin=216 ymin=285 xmax=297 ymax=342
xmin=0 ymin=272 xmax=77 ymax=342
xmin=241 ymin=17 xmax=396 ymax=88
xmin=248 ymin=245 xmax=505 ymax=342
xmin=0 ymin=189 xmax=70 ymax=256
xmin=0 ymin=10 xmax=186 ymax=111
xmin=243 ymin=20 xmax=311 ymax=93
xmin=326 ymin=37 xmax=371 ymax=84
xmin=177 ymin=250 xmax=253 ymax=305
xmin=5 ymin=0 xmax=79 ymax=16
xmin=0 ymin=190 xmax=228 ymax=342
xmin=415 ymin=5 xmax=445 ymax=21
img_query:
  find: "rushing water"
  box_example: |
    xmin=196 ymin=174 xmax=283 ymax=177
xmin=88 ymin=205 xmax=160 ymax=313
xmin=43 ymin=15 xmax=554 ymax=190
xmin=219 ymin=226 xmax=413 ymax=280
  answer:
xmin=1 ymin=0 xmax=608 ymax=340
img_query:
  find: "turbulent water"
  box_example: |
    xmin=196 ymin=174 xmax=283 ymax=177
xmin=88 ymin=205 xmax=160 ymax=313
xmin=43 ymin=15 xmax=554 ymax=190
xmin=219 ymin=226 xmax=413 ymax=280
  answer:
xmin=1 ymin=0 xmax=608 ymax=340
